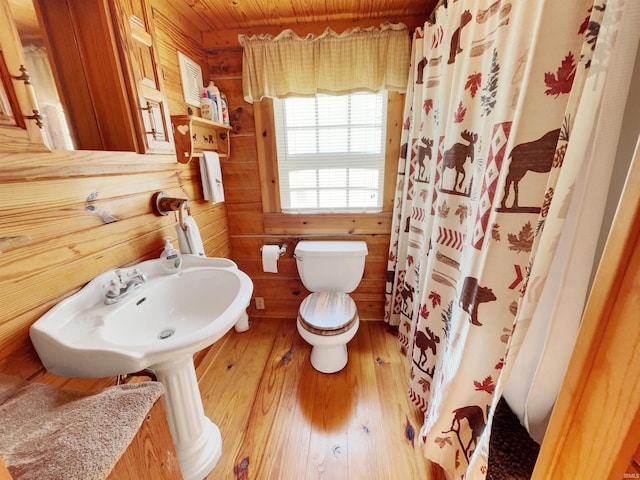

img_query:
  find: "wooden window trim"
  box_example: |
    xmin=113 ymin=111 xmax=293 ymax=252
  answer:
xmin=254 ymin=92 xmax=403 ymax=235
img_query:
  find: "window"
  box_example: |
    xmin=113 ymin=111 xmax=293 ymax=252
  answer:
xmin=273 ymin=91 xmax=388 ymax=213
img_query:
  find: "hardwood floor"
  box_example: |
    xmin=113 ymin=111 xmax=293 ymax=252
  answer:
xmin=0 ymin=318 xmax=442 ymax=479
xmin=195 ymin=318 xmax=440 ymax=480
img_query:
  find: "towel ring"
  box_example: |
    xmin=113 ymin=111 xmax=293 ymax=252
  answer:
xmin=151 ymin=192 xmax=189 ymax=231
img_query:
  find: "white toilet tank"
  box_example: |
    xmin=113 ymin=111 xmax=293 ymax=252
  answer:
xmin=295 ymin=240 xmax=368 ymax=293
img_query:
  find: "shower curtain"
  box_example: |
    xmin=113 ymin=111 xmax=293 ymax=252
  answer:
xmin=384 ymin=0 xmax=630 ymax=477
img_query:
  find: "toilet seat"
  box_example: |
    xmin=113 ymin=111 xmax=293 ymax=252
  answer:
xmin=298 ymin=292 xmax=357 ymax=336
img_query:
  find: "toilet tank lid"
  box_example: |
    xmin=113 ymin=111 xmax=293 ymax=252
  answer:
xmin=295 ymin=240 xmax=368 ymax=257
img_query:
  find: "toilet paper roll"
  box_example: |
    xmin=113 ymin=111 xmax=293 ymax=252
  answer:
xmin=262 ymin=244 xmax=279 ymax=273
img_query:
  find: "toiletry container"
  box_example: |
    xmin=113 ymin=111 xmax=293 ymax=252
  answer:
xmin=294 ymin=240 xmax=368 ymax=373
xmin=160 ymin=236 xmax=182 ymax=273
xmin=206 ymin=81 xmax=224 ymax=125
xmin=200 ymin=92 xmax=213 ymax=121
xmin=220 ymin=92 xmax=229 ymax=126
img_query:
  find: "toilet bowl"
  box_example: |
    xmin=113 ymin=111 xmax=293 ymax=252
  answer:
xmin=294 ymin=241 xmax=368 ymax=373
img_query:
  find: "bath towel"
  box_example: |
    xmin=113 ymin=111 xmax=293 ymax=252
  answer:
xmin=200 ymin=151 xmax=224 ymax=204
xmin=176 ymin=214 xmax=205 ymax=256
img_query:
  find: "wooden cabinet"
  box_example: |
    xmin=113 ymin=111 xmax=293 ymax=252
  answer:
xmin=107 ymin=398 xmax=182 ymax=479
xmin=33 ymin=0 xmax=172 ymax=154
xmin=171 ymin=115 xmax=230 ymax=163
xmin=111 ymin=0 xmax=173 ymax=154
xmin=0 ymin=0 xmax=49 ymax=152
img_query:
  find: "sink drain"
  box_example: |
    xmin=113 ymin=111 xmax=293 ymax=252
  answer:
xmin=158 ymin=328 xmax=175 ymax=340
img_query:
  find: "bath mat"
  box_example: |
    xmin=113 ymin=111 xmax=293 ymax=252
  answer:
xmin=0 ymin=373 xmax=164 ymax=480
xmin=488 ymin=397 xmax=541 ymax=480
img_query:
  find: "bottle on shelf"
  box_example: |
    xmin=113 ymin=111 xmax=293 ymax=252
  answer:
xmin=205 ymin=81 xmax=224 ymax=125
xmin=200 ymin=91 xmax=213 ymax=121
xmin=220 ymin=92 xmax=230 ymax=126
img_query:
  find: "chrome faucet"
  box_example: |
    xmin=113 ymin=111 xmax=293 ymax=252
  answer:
xmin=104 ymin=268 xmax=147 ymax=304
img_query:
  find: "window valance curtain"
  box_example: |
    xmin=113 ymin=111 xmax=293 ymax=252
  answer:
xmin=238 ymin=23 xmax=410 ymax=103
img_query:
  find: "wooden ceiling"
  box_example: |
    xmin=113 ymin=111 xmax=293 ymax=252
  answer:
xmin=9 ymin=0 xmax=439 ymax=48
xmin=160 ymin=0 xmax=439 ymax=47
xmin=8 ymin=0 xmax=40 ymax=40
xmin=168 ymin=0 xmax=437 ymax=30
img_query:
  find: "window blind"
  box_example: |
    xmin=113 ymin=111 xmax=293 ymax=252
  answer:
xmin=273 ymin=91 xmax=387 ymax=213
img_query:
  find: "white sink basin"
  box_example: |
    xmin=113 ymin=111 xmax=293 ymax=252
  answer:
xmin=29 ymin=255 xmax=253 ymax=480
xmin=30 ymin=255 xmax=252 ymax=378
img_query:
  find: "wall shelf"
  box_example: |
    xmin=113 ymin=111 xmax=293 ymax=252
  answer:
xmin=171 ymin=115 xmax=231 ymax=164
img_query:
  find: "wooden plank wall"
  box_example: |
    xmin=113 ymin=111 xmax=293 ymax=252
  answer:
xmin=206 ymin=47 xmax=392 ymax=322
xmin=1 ymin=4 xmax=398 ymax=370
xmin=0 ymin=3 xmax=229 ymax=364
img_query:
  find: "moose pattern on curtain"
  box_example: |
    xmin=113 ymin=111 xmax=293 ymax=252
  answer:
xmin=385 ymin=0 xmax=616 ymax=477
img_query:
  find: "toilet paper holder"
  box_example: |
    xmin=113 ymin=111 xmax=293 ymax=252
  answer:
xmin=261 ymin=243 xmax=288 ymax=257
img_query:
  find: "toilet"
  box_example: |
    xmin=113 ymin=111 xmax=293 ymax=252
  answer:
xmin=294 ymin=240 xmax=368 ymax=373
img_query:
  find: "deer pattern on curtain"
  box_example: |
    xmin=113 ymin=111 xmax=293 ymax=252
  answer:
xmin=385 ymin=0 xmax=618 ymax=477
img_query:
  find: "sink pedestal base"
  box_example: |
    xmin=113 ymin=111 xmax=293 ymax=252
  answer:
xmin=154 ymin=356 xmax=221 ymax=480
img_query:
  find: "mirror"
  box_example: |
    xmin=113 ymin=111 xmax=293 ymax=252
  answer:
xmin=9 ymin=0 xmax=74 ymax=150
xmin=8 ymin=0 xmax=176 ymax=154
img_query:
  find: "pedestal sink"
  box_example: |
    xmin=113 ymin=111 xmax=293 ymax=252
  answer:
xmin=29 ymin=255 xmax=253 ymax=480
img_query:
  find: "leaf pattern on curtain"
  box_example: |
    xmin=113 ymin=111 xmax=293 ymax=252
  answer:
xmin=384 ymin=0 xmax=621 ymax=477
